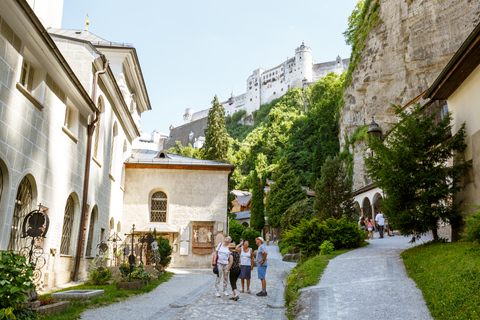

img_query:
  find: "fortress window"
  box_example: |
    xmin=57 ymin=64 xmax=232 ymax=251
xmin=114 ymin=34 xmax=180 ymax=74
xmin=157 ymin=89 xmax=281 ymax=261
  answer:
xmin=299 ymin=57 xmax=302 ymax=59
xmin=250 ymin=98 xmax=252 ymax=101
xmin=273 ymin=92 xmax=276 ymax=95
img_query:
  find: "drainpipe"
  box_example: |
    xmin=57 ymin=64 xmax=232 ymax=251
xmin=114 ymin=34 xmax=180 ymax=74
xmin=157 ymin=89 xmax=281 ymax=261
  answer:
xmin=73 ymin=60 xmax=109 ymax=281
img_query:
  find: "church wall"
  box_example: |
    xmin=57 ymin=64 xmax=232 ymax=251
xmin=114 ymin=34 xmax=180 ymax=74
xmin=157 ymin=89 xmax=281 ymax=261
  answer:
xmin=123 ymin=167 xmax=230 ymax=268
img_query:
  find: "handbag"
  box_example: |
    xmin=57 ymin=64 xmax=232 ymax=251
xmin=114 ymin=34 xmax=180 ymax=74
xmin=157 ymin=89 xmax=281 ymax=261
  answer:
xmin=213 ymin=263 xmax=218 ymax=275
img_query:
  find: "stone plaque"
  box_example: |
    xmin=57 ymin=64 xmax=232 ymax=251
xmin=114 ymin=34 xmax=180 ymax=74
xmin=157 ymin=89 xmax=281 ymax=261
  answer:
xmin=192 ymin=225 xmax=214 ymax=254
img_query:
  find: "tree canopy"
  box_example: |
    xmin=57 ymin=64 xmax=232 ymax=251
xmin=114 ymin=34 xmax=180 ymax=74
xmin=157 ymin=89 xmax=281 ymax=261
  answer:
xmin=250 ymin=170 xmax=266 ymax=232
xmin=365 ymin=103 xmax=471 ymax=241
xmin=203 ymin=95 xmax=229 ymax=161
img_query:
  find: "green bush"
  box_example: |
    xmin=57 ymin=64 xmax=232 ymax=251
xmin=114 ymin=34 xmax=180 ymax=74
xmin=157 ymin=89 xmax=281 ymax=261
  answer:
xmin=157 ymin=234 xmax=173 ymax=269
xmin=232 ymin=109 xmax=247 ymax=123
xmin=129 ymin=264 xmax=154 ymax=281
xmin=86 ymin=251 xmax=112 ymax=285
xmin=282 ymin=216 xmax=366 ymax=257
xmin=229 ymin=218 xmax=246 ymax=244
xmin=0 ymin=250 xmax=35 ymax=318
xmin=280 ymin=198 xmax=315 ymax=230
xmin=465 ymin=205 xmax=480 ymax=243
xmin=241 ymin=229 xmax=262 ymax=250
xmin=320 ymin=240 xmax=335 ymax=255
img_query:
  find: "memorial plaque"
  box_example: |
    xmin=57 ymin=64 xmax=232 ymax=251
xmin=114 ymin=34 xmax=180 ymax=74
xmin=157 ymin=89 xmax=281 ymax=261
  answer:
xmin=191 ymin=225 xmax=214 ymax=254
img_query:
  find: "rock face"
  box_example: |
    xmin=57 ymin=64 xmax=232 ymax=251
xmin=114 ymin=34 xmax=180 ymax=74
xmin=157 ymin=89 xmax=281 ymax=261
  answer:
xmin=341 ymin=0 xmax=480 ymax=190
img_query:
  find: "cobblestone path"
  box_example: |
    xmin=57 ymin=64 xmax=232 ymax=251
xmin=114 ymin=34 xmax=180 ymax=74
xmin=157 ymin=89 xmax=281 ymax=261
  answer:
xmin=80 ymin=244 xmax=295 ymax=320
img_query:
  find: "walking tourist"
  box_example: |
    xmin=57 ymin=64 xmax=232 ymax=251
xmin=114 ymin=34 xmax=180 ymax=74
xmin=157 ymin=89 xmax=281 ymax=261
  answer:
xmin=255 ymin=237 xmax=268 ymax=296
xmin=359 ymin=216 xmax=367 ymax=236
xmin=367 ymin=217 xmax=374 ymax=239
xmin=238 ymin=239 xmax=254 ymax=293
xmin=213 ymin=236 xmax=232 ymax=297
xmin=227 ymin=243 xmax=241 ymax=301
xmin=266 ymin=232 xmax=270 ymax=245
xmin=273 ymin=232 xmax=277 ymax=245
xmin=375 ymin=211 xmax=385 ymax=238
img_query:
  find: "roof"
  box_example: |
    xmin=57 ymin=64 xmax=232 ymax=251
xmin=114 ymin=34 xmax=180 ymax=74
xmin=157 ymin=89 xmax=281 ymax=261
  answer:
xmin=48 ymin=29 xmax=133 ymax=48
xmin=234 ymin=211 xmax=251 ymax=220
xmin=125 ymin=149 xmax=235 ymax=170
xmin=424 ymin=21 xmax=480 ymax=100
xmin=301 ymin=186 xmax=316 ymax=197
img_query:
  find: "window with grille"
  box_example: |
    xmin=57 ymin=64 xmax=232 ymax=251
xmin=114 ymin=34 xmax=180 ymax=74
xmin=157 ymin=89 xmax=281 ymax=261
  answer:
xmin=8 ymin=176 xmax=33 ymax=251
xmin=60 ymin=195 xmax=75 ymax=255
xmin=151 ymin=191 xmax=167 ymax=222
xmin=20 ymin=59 xmax=35 ymax=92
xmin=85 ymin=207 xmax=97 ymax=257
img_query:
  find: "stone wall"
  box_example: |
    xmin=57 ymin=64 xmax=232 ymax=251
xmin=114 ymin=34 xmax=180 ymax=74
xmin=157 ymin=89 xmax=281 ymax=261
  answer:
xmin=341 ymin=0 xmax=480 ymax=191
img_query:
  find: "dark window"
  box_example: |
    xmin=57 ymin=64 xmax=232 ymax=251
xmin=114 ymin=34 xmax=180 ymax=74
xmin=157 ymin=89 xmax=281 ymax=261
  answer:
xmin=151 ymin=191 xmax=167 ymax=222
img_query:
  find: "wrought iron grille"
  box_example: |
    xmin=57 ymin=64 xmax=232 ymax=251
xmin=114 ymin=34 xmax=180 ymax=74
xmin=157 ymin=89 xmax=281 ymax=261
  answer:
xmin=85 ymin=207 xmax=97 ymax=257
xmin=8 ymin=177 xmax=33 ymax=251
xmin=60 ymin=195 xmax=75 ymax=255
xmin=151 ymin=192 xmax=167 ymax=222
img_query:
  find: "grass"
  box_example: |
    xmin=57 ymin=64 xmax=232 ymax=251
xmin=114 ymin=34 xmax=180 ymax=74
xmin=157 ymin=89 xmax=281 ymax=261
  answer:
xmin=284 ymin=249 xmax=351 ymax=319
xmin=402 ymin=241 xmax=480 ymax=320
xmin=38 ymin=272 xmax=173 ymax=320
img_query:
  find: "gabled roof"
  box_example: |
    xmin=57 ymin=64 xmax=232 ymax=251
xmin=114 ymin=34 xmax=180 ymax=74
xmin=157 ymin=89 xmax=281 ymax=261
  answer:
xmin=125 ymin=149 xmax=235 ymax=171
xmin=48 ymin=29 xmax=133 ymax=48
xmin=424 ymin=22 xmax=480 ymax=100
xmin=231 ymin=190 xmax=252 ymax=206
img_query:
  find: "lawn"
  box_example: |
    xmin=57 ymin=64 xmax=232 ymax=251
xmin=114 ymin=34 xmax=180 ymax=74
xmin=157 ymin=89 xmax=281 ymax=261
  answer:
xmin=402 ymin=241 xmax=480 ymax=320
xmin=38 ymin=272 xmax=173 ymax=320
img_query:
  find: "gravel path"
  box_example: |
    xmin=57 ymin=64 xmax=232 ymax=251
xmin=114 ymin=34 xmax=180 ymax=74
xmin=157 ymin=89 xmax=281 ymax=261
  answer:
xmin=297 ymin=233 xmax=435 ymax=320
xmin=80 ymin=245 xmax=295 ymax=320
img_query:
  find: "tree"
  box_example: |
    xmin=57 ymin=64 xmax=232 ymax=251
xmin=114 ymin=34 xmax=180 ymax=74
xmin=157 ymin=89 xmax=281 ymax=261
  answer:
xmin=365 ymin=103 xmax=471 ymax=241
xmin=280 ymin=197 xmax=315 ymax=230
xmin=250 ymin=170 xmax=266 ymax=232
xmin=203 ymin=95 xmax=229 ymax=161
xmin=228 ymin=218 xmax=246 ymax=244
xmin=314 ymin=156 xmax=356 ymax=222
xmin=265 ymin=157 xmax=306 ymax=228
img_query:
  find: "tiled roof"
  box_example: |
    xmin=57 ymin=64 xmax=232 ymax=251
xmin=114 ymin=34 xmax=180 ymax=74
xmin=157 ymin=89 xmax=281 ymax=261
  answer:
xmin=234 ymin=211 xmax=251 ymax=220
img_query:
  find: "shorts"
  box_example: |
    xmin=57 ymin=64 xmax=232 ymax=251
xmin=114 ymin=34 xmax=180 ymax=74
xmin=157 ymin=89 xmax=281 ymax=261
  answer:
xmin=240 ymin=265 xmax=251 ymax=279
xmin=368 ymin=227 xmax=373 ymax=231
xmin=257 ymin=265 xmax=267 ymax=279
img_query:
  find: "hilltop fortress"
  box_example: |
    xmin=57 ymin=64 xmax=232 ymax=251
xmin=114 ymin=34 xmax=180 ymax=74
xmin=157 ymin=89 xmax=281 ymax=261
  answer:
xmin=164 ymin=44 xmax=349 ymax=149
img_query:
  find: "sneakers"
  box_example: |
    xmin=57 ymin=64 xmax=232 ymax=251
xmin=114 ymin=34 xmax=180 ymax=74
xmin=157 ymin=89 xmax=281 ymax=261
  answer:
xmin=223 ymin=292 xmax=229 ymax=296
xmin=215 ymin=292 xmax=221 ymax=297
xmin=256 ymin=291 xmax=268 ymax=296
xmin=229 ymin=296 xmax=239 ymax=301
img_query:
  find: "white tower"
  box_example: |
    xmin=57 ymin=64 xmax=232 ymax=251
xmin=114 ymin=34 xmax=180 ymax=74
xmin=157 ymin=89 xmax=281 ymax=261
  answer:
xmin=294 ymin=42 xmax=313 ymax=87
xmin=26 ymin=0 xmax=64 ymax=29
xmin=183 ymin=108 xmax=195 ymax=123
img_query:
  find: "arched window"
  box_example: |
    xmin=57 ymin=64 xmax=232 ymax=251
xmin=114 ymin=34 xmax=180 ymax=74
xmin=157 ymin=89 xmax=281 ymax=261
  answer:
xmin=60 ymin=195 xmax=75 ymax=255
xmin=8 ymin=176 xmax=33 ymax=251
xmin=109 ymin=122 xmax=118 ymax=176
xmin=151 ymin=191 xmax=167 ymax=222
xmin=85 ymin=206 xmax=97 ymax=257
xmin=93 ymin=97 xmax=104 ymax=159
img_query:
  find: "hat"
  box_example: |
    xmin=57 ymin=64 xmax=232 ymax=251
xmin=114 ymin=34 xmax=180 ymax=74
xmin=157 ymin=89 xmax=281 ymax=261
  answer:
xmin=228 ymin=243 xmax=236 ymax=249
xmin=256 ymin=237 xmax=264 ymax=243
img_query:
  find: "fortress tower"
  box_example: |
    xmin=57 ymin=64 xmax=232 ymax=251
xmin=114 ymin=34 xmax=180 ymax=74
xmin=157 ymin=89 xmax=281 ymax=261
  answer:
xmin=294 ymin=42 xmax=313 ymax=87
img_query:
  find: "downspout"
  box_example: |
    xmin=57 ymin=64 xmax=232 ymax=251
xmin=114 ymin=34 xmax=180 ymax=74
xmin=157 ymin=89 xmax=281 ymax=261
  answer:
xmin=74 ymin=60 xmax=109 ymax=281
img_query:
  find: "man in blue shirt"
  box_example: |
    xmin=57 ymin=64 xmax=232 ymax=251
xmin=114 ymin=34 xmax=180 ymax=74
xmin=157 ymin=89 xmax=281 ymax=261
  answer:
xmin=255 ymin=237 xmax=268 ymax=296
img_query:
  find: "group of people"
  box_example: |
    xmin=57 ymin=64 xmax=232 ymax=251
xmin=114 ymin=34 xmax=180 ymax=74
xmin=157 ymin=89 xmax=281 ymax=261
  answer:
xmin=212 ymin=236 xmax=268 ymax=301
xmin=265 ymin=232 xmax=277 ymax=245
xmin=358 ymin=211 xmax=394 ymax=239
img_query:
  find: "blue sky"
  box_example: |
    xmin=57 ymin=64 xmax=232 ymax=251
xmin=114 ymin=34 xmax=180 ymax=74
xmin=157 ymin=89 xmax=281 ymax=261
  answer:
xmin=62 ymin=0 xmax=358 ymax=135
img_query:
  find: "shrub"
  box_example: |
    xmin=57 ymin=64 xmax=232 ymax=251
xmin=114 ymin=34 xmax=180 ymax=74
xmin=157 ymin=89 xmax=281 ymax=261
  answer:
xmin=87 ymin=250 xmax=112 ymax=285
xmin=241 ymin=229 xmax=262 ymax=250
xmin=465 ymin=205 xmax=480 ymax=243
xmin=281 ymin=216 xmax=366 ymax=257
xmin=320 ymin=240 xmax=335 ymax=255
xmin=280 ymin=198 xmax=315 ymax=230
xmin=0 ymin=250 xmax=35 ymax=318
xmin=129 ymin=264 xmax=154 ymax=281
xmin=157 ymin=234 xmax=173 ymax=269
xmin=229 ymin=218 xmax=246 ymax=244
xmin=232 ymin=109 xmax=247 ymax=123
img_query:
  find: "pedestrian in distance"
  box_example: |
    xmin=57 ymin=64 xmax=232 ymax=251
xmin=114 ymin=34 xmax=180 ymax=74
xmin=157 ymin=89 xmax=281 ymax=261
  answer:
xmin=255 ymin=237 xmax=268 ymax=296
xmin=359 ymin=216 xmax=368 ymax=237
xmin=227 ymin=243 xmax=241 ymax=301
xmin=375 ymin=211 xmax=385 ymax=238
xmin=367 ymin=217 xmax=374 ymax=239
xmin=266 ymin=232 xmax=270 ymax=245
xmin=213 ymin=236 xmax=232 ymax=297
xmin=273 ymin=232 xmax=277 ymax=245
xmin=237 ymin=239 xmax=254 ymax=294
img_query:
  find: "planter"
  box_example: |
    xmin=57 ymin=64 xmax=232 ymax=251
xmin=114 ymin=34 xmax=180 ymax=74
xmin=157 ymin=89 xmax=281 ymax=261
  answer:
xmin=32 ymin=301 xmax=70 ymax=316
xmin=116 ymin=280 xmax=150 ymax=291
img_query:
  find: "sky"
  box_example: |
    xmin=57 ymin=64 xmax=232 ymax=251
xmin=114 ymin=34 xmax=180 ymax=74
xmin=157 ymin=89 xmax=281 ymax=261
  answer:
xmin=62 ymin=0 xmax=358 ymax=135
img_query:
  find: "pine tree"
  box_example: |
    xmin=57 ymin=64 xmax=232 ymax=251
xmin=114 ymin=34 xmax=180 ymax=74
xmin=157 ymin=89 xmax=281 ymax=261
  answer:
xmin=203 ymin=95 xmax=229 ymax=161
xmin=265 ymin=157 xmax=306 ymax=228
xmin=365 ymin=103 xmax=471 ymax=241
xmin=250 ymin=170 xmax=266 ymax=232
xmin=314 ymin=156 xmax=356 ymax=222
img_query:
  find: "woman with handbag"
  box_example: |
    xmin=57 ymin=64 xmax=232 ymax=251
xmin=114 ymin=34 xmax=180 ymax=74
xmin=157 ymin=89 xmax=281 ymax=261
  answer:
xmin=227 ymin=243 xmax=241 ymax=301
xmin=212 ymin=236 xmax=232 ymax=297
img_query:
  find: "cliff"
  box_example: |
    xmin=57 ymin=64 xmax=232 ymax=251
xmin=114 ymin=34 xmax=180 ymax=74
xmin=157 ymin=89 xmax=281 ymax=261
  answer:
xmin=341 ymin=0 xmax=480 ymax=190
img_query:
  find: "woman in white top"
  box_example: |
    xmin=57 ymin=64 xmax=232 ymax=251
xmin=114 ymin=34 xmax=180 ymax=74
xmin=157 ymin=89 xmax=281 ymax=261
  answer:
xmin=213 ymin=236 xmax=231 ymax=297
xmin=237 ymin=239 xmax=254 ymax=293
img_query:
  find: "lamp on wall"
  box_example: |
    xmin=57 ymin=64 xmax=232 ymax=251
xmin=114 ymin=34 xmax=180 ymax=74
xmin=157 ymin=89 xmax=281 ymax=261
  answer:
xmin=367 ymin=117 xmax=382 ymax=140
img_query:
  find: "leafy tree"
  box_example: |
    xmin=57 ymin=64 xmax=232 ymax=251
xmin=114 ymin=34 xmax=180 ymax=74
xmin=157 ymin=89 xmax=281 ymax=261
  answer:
xmin=265 ymin=157 xmax=306 ymax=228
xmin=280 ymin=197 xmax=315 ymax=230
xmin=365 ymin=103 xmax=471 ymax=241
xmin=203 ymin=95 xmax=229 ymax=161
xmin=241 ymin=229 xmax=262 ymax=250
xmin=250 ymin=170 xmax=266 ymax=232
xmin=228 ymin=218 xmax=246 ymax=244
xmin=314 ymin=156 xmax=356 ymax=222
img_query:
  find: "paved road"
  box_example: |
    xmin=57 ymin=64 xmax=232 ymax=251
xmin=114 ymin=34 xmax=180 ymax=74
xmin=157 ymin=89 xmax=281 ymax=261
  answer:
xmin=297 ymin=233 xmax=435 ymax=320
xmin=80 ymin=244 xmax=295 ymax=320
